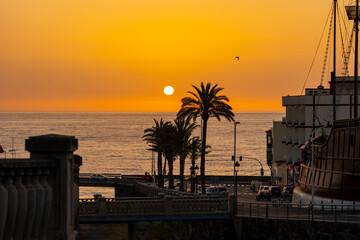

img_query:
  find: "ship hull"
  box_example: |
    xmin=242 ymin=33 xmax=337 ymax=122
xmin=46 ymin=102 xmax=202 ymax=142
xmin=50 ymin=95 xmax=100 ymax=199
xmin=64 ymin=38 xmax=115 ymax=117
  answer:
xmin=298 ymin=118 xmax=360 ymax=202
xmin=293 ymin=186 xmax=360 ymax=205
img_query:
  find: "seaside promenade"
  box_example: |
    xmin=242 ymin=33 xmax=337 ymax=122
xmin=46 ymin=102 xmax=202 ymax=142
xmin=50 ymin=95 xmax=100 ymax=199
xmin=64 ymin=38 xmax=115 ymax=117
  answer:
xmin=78 ymin=178 xmax=360 ymax=239
xmin=78 ymin=178 xmax=360 ymax=222
xmin=1 ymin=134 xmax=359 ymax=239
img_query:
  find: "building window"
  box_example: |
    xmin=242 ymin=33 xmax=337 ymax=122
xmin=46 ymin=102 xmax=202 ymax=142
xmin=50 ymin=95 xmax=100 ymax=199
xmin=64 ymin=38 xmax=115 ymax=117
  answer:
xmin=267 ymin=135 xmax=272 ymax=148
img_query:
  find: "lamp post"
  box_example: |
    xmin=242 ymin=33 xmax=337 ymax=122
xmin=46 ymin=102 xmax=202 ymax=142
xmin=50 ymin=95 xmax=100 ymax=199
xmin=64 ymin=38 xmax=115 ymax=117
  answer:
xmin=233 ymin=121 xmax=240 ymax=195
xmin=190 ymin=166 xmax=195 ymax=193
xmin=234 ymin=161 xmax=240 ymax=196
xmin=242 ymin=156 xmax=264 ymax=180
xmin=234 ymin=161 xmax=240 ymax=215
xmin=195 ymin=165 xmax=199 ymax=193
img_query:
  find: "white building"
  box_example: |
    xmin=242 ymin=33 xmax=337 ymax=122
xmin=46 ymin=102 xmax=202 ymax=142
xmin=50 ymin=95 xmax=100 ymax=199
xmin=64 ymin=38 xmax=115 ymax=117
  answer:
xmin=268 ymin=76 xmax=360 ymax=185
xmin=266 ymin=121 xmax=288 ymax=186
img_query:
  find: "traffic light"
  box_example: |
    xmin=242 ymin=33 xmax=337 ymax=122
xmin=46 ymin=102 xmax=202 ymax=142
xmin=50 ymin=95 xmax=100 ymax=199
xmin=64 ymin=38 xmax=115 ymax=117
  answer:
xmin=261 ymin=168 xmax=264 ymax=176
xmin=239 ymin=156 xmax=242 ymax=161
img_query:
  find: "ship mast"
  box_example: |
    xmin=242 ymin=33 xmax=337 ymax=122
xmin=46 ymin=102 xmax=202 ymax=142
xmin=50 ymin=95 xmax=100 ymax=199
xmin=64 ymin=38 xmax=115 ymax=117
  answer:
xmin=355 ymin=0 xmax=359 ymax=118
xmin=345 ymin=0 xmax=359 ymax=117
xmin=334 ymin=0 xmax=337 ymax=121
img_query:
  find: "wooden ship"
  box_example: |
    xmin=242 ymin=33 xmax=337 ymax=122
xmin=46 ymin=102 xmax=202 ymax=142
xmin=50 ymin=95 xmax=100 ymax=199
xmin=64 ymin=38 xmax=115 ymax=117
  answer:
xmin=298 ymin=0 xmax=360 ymax=202
xmin=299 ymin=118 xmax=360 ymax=201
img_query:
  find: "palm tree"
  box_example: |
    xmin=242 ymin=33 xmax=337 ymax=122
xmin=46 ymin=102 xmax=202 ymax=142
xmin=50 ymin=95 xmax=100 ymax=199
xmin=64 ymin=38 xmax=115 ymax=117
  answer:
xmin=188 ymin=137 xmax=211 ymax=193
xmin=188 ymin=137 xmax=201 ymax=167
xmin=160 ymin=123 xmax=178 ymax=189
xmin=143 ymin=118 xmax=171 ymax=188
xmin=177 ymin=82 xmax=234 ymax=194
xmin=173 ymin=117 xmax=198 ymax=191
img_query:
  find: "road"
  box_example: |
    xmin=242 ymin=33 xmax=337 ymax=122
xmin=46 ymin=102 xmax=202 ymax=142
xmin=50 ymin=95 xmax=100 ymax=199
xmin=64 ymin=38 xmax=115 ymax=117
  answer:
xmin=206 ymin=182 xmax=258 ymax=202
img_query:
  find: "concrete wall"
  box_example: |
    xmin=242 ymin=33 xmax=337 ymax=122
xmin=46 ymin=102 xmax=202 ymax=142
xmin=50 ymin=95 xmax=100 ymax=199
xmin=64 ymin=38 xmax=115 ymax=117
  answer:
xmin=77 ymin=217 xmax=360 ymax=240
xmin=234 ymin=217 xmax=360 ymax=240
xmin=165 ymin=217 xmax=360 ymax=240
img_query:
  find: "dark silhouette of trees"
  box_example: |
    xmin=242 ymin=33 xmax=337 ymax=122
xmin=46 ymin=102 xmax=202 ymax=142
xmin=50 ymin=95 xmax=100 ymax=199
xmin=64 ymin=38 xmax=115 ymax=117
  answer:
xmin=143 ymin=118 xmax=171 ymax=188
xmin=173 ymin=117 xmax=198 ymax=191
xmin=177 ymin=82 xmax=234 ymax=194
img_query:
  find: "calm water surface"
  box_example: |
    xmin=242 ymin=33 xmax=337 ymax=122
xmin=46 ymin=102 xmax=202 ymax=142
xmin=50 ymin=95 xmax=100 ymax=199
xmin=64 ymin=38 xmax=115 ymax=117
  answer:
xmin=0 ymin=112 xmax=283 ymax=197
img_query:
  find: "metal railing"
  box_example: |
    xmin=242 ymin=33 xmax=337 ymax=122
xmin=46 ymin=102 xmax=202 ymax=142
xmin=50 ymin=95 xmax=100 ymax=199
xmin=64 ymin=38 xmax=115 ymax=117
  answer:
xmin=237 ymin=201 xmax=360 ymax=223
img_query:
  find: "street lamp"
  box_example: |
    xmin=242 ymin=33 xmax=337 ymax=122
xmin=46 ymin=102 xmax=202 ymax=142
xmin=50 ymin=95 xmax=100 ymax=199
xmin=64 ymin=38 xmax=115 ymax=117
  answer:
xmin=234 ymin=161 xmax=240 ymax=196
xmin=234 ymin=161 xmax=240 ymax=215
xmin=233 ymin=121 xmax=240 ymax=194
xmin=195 ymin=165 xmax=199 ymax=193
xmin=242 ymin=156 xmax=264 ymax=180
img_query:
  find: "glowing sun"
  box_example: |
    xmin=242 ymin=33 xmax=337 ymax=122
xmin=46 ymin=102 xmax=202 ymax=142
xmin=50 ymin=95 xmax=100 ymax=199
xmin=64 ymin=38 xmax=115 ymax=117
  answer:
xmin=164 ymin=86 xmax=174 ymax=95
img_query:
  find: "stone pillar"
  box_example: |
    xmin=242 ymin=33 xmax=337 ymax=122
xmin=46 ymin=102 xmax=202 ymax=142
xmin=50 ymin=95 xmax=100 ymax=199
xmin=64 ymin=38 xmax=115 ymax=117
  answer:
xmin=13 ymin=169 xmax=27 ymax=240
xmin=73 ymin=155 xmax=82 ymax=235
xmin=96 ymin=197 xmax=107 ymax=217
xmin=3 ymin=169 xmax=18 ymax=240
xmin=26 ymin=134 xmax=79 ymax=240
xmin=31 ymin=169 xmax=45 ymax=239
xmin=164 ymin=195 xmax=174 ymax=216
xmin=39 ymin=169 xmax=53 ymax=240
xmin=115 ymin=185 xmax=122 ymax=198
xmin=23 ymin=169 xmax=36 ymax=240
xmin=0 ymin=170 xmax=8 ymax=240
xmin=229 ymin=194 xmax=235 ymax=215
xmin=220 ymin=191 xmax=229 ymax=212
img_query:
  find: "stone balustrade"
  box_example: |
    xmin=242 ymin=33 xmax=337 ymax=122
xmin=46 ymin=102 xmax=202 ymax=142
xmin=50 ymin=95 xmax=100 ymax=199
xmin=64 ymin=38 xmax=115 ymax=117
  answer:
xmin=0 ymin=160 xmax=56 ymax=240
xmin=79 ymin=192 xmax=231 ymax=220
xmin=0 ymin=134 xmax=82 ymax=240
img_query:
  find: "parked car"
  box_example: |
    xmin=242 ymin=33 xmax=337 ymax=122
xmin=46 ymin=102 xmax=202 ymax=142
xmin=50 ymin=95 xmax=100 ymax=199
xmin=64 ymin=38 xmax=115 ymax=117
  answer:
xmin=197 ymin=184 xmax=210 ymax=194
xmin=256 ymin=185 xmax=271 ymax=201
xmin=258 ymin=185 xmax=269 ymax=191
xmin=205 ymin=186 xmax=227 ymax=195
xmin=123 ymin=172 xmax=153 ymax=182
xmin=281 ymin=186 xmax=294 ymax=198
xmin=269 ymin=186 xmax=282 ymax=198
xmin=90 ymin=174 xmax=109 ymax=180
xmin=251 ymin=181 xmax=264 ymax=192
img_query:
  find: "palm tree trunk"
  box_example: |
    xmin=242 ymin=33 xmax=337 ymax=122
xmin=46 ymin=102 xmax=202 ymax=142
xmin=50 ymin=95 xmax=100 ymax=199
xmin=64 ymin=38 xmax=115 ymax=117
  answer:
xmin=179 ymin=152 xmax=185 ymax=192
xmin=157 ymin=151 xmax=164 ymax=188
xmin=201 ymin=118 xmax=208 ymax=194
xmin=168 ymin=158 xmax=174 ymax=189
xmin=163 ymin=158 xmax=167 ymax=176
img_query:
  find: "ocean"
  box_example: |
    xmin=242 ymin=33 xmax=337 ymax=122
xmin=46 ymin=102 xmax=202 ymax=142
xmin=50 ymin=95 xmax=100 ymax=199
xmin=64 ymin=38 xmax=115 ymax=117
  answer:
xmin=0 ymin=112 xmax=284 ymax=197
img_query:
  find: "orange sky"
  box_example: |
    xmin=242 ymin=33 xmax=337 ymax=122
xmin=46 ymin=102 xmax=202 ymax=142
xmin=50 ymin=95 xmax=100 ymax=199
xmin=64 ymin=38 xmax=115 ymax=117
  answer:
xmin=0 ymin=1 xmax=349 ymax=112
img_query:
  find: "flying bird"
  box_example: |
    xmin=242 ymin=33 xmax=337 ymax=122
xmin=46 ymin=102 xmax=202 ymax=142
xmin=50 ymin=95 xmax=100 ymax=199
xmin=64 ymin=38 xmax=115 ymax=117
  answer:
xmin=235 ymin=56 xmax=239 ymax=61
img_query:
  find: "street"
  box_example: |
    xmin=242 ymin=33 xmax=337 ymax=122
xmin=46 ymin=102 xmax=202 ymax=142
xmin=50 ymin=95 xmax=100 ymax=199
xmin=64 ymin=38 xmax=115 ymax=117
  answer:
xmin=209 ymin=182 xmax=258 ymax=202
